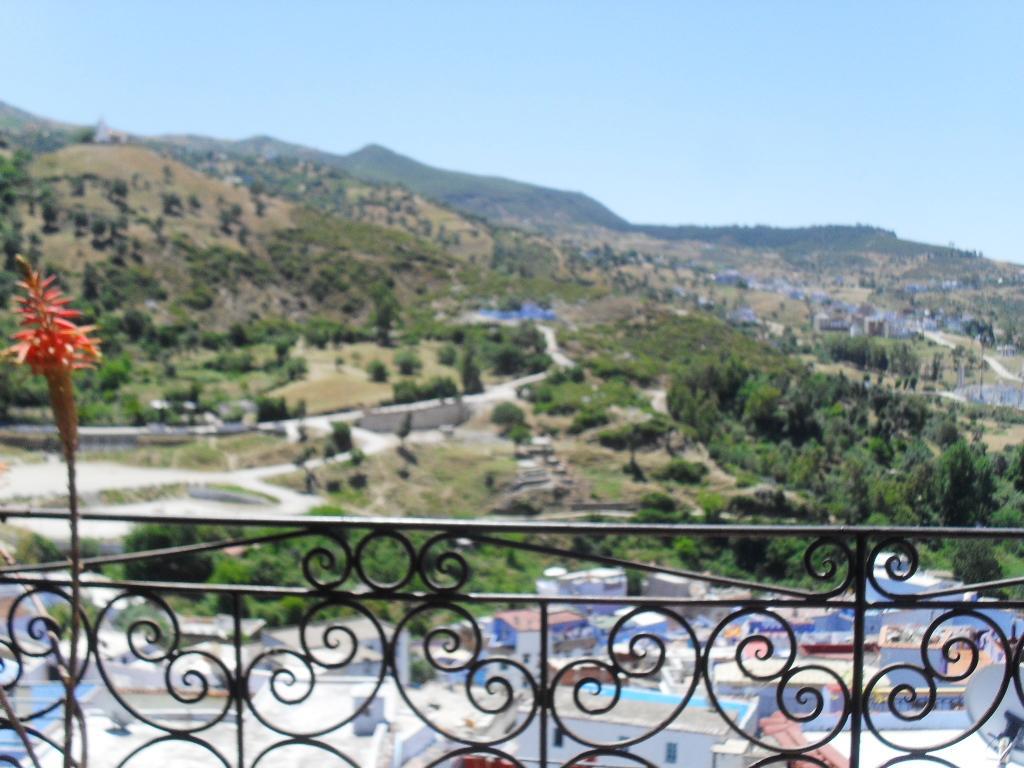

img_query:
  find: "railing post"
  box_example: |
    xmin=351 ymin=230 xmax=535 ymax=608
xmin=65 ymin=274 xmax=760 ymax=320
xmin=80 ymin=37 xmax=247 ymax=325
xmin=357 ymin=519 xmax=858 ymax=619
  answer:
xmin=539 ymin=602 xmax=548 ymax=768
xmin=232 ymin=593 xmax=245 ymax=768
xmin=850 ymin=533 xmax=867 ymax=768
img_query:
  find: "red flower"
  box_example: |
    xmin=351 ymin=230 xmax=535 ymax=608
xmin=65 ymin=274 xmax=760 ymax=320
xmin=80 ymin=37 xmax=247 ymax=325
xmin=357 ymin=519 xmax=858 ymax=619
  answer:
xmin=8 ymin=257 xmax=100 ymax=375
xmin=6 ymin=256 xmax=101 ymax=456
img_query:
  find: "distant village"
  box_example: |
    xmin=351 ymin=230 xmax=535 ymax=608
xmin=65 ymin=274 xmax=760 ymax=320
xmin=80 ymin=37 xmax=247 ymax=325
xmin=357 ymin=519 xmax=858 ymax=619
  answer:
xmin=710 ymin=268 xmax=995 ymax=345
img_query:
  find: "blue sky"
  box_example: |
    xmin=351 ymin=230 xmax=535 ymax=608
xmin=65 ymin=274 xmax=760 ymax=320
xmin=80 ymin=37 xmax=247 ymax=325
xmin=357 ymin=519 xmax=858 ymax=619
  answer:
xmin=3 ymin=1 xmax=1022 ymax=261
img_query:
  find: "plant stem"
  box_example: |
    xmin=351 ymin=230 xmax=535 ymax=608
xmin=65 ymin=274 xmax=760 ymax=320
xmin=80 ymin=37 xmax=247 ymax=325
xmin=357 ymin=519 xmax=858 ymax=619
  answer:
xmin=0 ymin=542 xmax=82 ymax=768
xmin=63 ymin=451 xmax=81 ymax=768
xmin=0 ymin=684 xmax=42 ymax=768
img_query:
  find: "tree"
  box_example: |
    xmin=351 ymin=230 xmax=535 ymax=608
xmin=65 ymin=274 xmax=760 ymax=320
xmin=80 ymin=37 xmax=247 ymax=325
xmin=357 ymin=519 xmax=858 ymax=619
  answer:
xmin=1011 ymin=444 xmax=1024 ymax=492
xmin=437 ymin=343 xmax=458 ymax=366
xmin=72 ymin=210 xmax=88 ymax=237
xmin=952 ymin=539 xmax=1002 ymax=585
xmin=0 ymin=220 xmax=22 ymax=263
xmin=90 ymin=217 xmax=107 ymax=246
xmin=742 ymin=380 xmax=782 ymax=435
xmin=507 ymin=423 xmax=532 ymax=445
xmin=461 ymin=346 xmax=483 ymax=394
xmin=934 ymin=440 xmax=995 ymax=527
xmin=162 ymin=192 xmax=183 ymax=216
xmin=110 ymin=178 xmax=129 ymax=201
xmin=284 ymin=357 xmax=308 ymax=381
xmin=328 ymin=422 xmax=352 ymax=455
xmin=667 ymin=380 xmax=720 ymax=443
xmin=394 ymin=349 xmax=422 ymax=376
xmin=81 ymin=262 xmax=101 ymax=302
xmin=397 ymin=412 xmax=412 ymax=447
xmin=371 ymin=284 xmax=398 ymax=346
xmin=40 ymin=192 xmax=59 ymax=233
xmin=491 ymin=402 xmax=525 ymax=429
xmin=122 ymin=524 xmax=208 ymax=581
xmin=219 ymin=208 xmax=234 ymax=234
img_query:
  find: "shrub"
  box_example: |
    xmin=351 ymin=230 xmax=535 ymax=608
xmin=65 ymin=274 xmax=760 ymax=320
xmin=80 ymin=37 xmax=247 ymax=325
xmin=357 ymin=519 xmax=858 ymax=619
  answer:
xmin=640 ymin=491 xmax=676 ymax=512
xmin=392 ymin=376 xmax=458 ymax=404
xmin=502 ymin=499 xmax=540 ymax=516
xmin=329 ymin=422 xmax=352 ymax=454
xmin=97 ymin=355 xmax=132 ymax=392
xmin=507 ymin=423 xmax=532 ymax=445
xmin=652 ymin=459 xmax=708 ymax=484
xmin=207 ymin=350 xmax=254 ymax=374
xmin=491 ymin=403 xmax=526 ymax=428
xmin=284 ymin=357 xmax=308 ymax=382
xmin=697 ymin=491 xmax=726 ymax=521
xmin=597 ymin=418 xmax=672 ymax=450
xmin=395 ymin=349 xmax=422 ymax=376
xmin=636 ymin=505 xmax=691 ymax=524
xmin=256 ymin=396 xmax=289 ymax=421
xmin=567 ymin=409 xmax=608 ymax=434
xmin=437 ymin=343 xmax=458 ymax=366
xmin=124 ymin=524 xmax=217 ymax=582
xmin=368 ymin=360 xmax=388 ymax=382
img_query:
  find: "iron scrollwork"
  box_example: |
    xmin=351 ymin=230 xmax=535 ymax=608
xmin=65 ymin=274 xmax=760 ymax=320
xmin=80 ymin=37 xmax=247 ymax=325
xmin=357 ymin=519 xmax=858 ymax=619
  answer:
xmin=0 ymin=519 xmax=1019 ymax=766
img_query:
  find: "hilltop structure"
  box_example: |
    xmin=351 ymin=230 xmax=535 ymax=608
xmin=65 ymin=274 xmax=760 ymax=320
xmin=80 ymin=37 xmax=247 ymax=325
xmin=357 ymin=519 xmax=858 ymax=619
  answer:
xmin=93 ymin=118 xmax=128 ymax=144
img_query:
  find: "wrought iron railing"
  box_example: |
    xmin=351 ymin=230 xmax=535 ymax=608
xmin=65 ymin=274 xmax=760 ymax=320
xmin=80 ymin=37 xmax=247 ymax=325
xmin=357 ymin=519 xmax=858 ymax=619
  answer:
xmin=0 ymin=508 xmax=1020 ymax=767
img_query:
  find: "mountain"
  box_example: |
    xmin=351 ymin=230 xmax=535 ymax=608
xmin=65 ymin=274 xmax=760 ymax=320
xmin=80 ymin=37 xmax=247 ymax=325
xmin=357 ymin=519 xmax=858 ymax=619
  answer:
xmin=145 ymin=132 xmax=983 ymax=264
xmin=151 ymin=133 xmax=629 ymax=233
xmin=632 ymin=223 xmax=978 ymax=261
xmin=0 ymin=101 xmax=81 ymax=152
xmin=332 ymin=144 xmax=629 ymax=232
xmin=0 ymin=101 xmax=82 ymax=133
xmin=0 ymin=98 xmax=985 ymax=269
xmin=0 ymin=142 xmax=481 ymax=329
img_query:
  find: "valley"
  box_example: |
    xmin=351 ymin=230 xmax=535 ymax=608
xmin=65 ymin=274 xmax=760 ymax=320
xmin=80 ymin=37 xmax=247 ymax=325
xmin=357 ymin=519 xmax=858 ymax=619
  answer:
xmin=0 ymin=99 xmax=1023 ymax=610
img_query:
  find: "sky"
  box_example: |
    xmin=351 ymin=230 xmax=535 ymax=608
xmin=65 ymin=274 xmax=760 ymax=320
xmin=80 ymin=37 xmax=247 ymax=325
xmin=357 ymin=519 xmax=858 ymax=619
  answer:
xmin=2 ymin=1 xmax=1022 ymax=261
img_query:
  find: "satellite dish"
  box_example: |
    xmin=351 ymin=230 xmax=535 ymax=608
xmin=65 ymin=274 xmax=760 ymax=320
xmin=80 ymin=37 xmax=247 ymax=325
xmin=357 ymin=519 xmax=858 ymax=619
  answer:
xmin=966 ymin=664 xmax=1024 ymax=766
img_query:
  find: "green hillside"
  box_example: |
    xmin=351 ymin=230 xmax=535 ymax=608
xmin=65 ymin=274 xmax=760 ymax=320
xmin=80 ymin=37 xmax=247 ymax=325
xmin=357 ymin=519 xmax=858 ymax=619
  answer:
xmin=634 ymin=222 xmax=980 ymax=261
xmin=1 ymin=143 xmax=464 ymax=328
xmin=333 ymin=144 xmax=629 ymax=232
xmin=150 ymin=132 xmax=628 ymax=232
xmin=0 ymin=98 xmax=997 ymax=287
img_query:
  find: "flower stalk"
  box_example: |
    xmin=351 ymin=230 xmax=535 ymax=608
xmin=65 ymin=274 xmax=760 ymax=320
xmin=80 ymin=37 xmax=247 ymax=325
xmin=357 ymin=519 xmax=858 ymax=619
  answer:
xmin=6 ymin=256 xmax=100 ymax=767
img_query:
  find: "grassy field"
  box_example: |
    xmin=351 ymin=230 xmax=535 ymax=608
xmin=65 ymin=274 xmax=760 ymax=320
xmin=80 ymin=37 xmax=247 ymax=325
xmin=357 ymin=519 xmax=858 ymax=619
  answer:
xmin=743 ymin=290 xmax=812 ymax=328
xmin=92 ymin=433 xmax=312 ymax=471
xmin=268 ymin=441 xmax=518 ymax=517
xmin=979 ymin=421 xmax=1024 ymax=452
xmin=268 ymin=340 xmax=462 ymax=413
xmin=99 ymin=483 xmax=188 ymax=505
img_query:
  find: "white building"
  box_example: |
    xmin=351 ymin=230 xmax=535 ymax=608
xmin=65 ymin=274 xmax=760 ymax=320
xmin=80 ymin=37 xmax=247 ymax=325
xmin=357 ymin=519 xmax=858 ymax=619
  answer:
xmin=260 ymin=615 xmax=409 ymax=685
xmin=535 ymin=566 xmax=627 ymax=613
xmin=514 ymin=686 xmax=758 ymax=767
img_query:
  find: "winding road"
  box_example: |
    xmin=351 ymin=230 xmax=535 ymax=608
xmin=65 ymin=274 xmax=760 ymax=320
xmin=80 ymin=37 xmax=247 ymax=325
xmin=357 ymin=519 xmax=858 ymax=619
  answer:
xmin=0 ymin=326 xmax=573 ymax=541
xmin=924 ymin=330 xmax=1022 ymax=384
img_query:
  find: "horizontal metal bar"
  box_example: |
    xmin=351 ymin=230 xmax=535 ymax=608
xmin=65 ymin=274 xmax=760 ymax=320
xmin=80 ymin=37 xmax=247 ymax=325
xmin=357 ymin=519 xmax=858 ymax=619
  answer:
xmin=908 ymin=572 xmax=1024 ymax=598
xmin=7 ymin=573 xmax=1024 ymax=610
xmin=0 ymin=506 xmax=1017 ymax=539
xmin=0 ymin=528 xmax=305 ymax=575
xmin=0 ymin=572 xmax=853 ymax=604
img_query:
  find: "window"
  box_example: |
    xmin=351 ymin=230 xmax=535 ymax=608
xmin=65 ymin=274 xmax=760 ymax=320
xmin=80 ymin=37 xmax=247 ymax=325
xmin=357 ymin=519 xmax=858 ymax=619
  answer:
xmin=553 ymin=727 xmax=564 ymax=747
xmin=666 ymin=743 xmax=678 ymax=764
